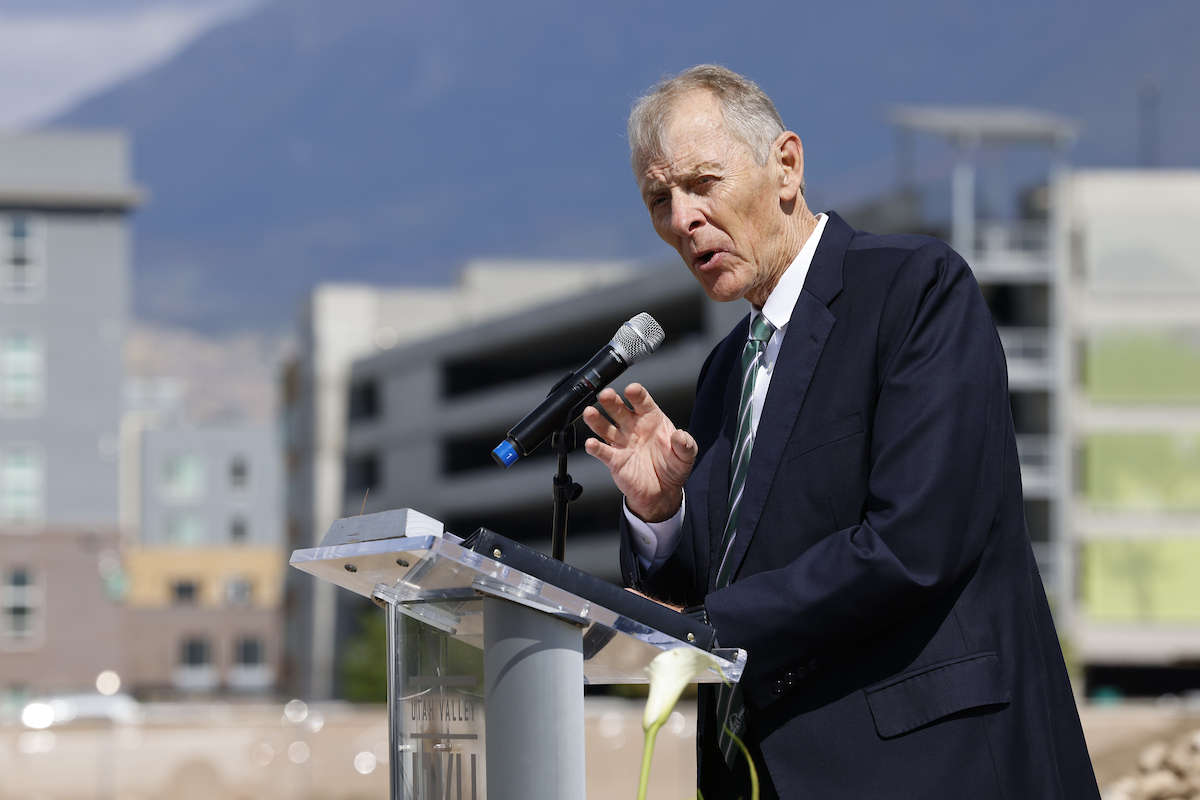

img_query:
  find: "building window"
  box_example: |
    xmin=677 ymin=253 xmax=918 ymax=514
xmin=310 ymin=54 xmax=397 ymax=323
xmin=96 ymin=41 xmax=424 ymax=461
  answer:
xmin=229 ymin=516 xmax=248 ymax=543
xmin=228 ymin=456 xmax=249 ymax=492
xmin=161 ymin=454 xmax=205 ymax=501
xmin=1085 ymin=432 xmax=1200 ymax=511
xmin=0 ymin=447 xmax=44 ymax=523
xmin=348 ymin=380 xmax=379 ymax=421
xmin=1 ymin=568 xmax=40 ymax=645
xmin=1085 ymin=328 xmax=1200 ymax=404
xmin=226 ymin=578 xmax=252 ymax=607
xmin=0 ymin=331 xmax=45 ymax=414
xmin=172 ymin=580 xmax=199 ymax=605
xmin=180 ymin=637 xmax=210 ymax=667
xmin=235 ymin=636 xmax=265 ymax=667
xmin=344 ymin=454 xmax=379 ymax=496
xmin=2 ymin=685 xmax=30 ymax=717
xmin=164 ymin=511 xmax=205 ymax=545
xmin=0 ymin=215 xmax=46 ymax=303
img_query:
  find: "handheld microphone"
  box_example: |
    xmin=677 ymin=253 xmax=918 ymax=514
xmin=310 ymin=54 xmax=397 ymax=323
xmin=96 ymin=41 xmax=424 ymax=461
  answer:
xmin=491 ymin=313 xmax=665 ymax=468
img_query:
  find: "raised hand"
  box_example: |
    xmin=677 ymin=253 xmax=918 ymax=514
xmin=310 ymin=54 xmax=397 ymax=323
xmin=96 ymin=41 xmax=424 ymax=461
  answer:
xmin=582 ymin=382 xmax=697 ymax=523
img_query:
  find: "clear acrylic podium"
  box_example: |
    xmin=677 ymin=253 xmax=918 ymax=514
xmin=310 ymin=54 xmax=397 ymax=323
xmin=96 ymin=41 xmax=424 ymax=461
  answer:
xmin=290 ymin=508 xmax=746 ymax=800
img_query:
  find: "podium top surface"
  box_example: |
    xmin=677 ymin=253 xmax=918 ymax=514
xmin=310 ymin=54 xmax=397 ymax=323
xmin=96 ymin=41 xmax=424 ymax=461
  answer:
xmin=290 ymin=509 xmax=745 ymax=685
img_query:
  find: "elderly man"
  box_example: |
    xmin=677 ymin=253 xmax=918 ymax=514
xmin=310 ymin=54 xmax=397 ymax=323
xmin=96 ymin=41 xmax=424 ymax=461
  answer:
xmin=582 ymin=65 xmax=1099 ymax=799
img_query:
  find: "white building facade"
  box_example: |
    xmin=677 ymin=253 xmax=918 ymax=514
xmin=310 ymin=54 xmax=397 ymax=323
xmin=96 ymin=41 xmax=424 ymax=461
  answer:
xmin=1060 ymin=170 xmax=1200 ymax=691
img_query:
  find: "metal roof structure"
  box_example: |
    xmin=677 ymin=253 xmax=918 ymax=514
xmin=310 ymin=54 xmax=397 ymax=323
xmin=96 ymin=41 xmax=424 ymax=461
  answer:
xmin=887 ymin=105 xmax=1080 ymax=149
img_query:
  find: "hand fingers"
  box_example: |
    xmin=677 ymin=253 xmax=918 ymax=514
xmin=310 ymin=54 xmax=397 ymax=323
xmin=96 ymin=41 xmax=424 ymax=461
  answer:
xmin=581 ymin=405 xmax=618 ymax=442
xmin=584 ymin=436 xmax=615 ymax=466
xmin=594 ymin=387 xmax=634 ymax=427
xmin=624 ymin=382 xmax=660 ymax=416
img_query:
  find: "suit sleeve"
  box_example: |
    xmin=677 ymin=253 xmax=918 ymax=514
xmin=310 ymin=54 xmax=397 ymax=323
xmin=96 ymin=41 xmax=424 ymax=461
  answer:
xmin=704 ymin=244 xmax=1010 ymax=708
xmin=620 ymin=506 xmax=703 ymax=608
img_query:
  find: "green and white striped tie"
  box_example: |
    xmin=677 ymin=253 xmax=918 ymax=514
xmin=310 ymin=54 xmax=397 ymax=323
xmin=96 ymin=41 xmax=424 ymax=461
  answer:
xmin=715 ymin=312 xmax=774 ymax=767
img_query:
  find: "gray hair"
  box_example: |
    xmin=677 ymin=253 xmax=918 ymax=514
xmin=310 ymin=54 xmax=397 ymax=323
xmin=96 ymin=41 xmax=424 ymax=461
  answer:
xmin=628 ymin=64 xmax=786 ymax=173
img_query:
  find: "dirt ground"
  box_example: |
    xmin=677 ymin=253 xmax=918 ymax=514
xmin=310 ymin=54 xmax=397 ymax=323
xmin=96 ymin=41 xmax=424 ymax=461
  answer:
xmin=0 ymin=697 xmax=1193 ymax=798
xmin=1080 ymin=701 xmax=1200 ymax=788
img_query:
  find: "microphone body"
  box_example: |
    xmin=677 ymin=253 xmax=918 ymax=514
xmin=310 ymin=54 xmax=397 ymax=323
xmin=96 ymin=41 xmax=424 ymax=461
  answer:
xmin=492 ymin=313 xmax=664 ymax=467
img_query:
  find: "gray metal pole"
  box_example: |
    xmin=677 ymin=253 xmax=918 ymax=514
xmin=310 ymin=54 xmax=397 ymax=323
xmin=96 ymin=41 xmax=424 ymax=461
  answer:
xmin=385 ymin=600 xmax=403 ymax=800
xmin=952 ymin=155 xmax=976 ymax=258
xmin=483 ymin=595 xmax=585 ymax=800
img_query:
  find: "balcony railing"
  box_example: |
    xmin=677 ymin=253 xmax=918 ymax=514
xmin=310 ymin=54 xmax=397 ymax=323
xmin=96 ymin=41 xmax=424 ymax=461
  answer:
xmin=971 ymin=221 xmax=1052 ymax=278
xmin=975 ymin=220 xmax=1049 ymax=256
xmin=998 ymin=328 xmax=1052 ymax=387
xmin=998 ymin=327 xmax=1050 ymax=362
xmin=227 ymin=665 xmax=275 ymax=691
xmin=1030 ymin=542 xmax=1056 ymax=596
xmin=1015 ymin=434 xmax=1055 ymax=496
xmin=171 ymin=665 xmax=219 ymax=691
xmin=1015 ymin=434 xmax=1052 ymax=470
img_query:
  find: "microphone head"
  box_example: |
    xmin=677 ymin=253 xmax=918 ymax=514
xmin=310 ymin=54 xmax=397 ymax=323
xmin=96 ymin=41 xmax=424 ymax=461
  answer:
xmin=610 ymin=312 xmax=665 ymax=365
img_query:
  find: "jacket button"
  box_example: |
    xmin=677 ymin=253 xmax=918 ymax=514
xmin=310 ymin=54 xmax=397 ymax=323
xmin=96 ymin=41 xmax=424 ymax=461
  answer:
xmin=772 ymin=680 xmax=785 ymax=695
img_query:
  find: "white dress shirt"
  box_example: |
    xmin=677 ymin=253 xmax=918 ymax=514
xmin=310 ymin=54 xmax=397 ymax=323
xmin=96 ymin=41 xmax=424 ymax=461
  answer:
xmin=626 ymin=213 xmax=830 ymax=571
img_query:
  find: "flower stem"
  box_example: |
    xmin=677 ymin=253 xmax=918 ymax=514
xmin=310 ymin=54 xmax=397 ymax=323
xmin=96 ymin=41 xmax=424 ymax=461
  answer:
xmin=638 ymin=722 xmax=661 ymax=800
xmin=725 ymin=726 xmax=759 ymax=800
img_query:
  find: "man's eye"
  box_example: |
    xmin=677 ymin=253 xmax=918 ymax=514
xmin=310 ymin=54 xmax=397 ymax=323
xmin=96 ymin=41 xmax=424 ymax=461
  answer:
xmin=650 ymin=196 xmax=669 ymax=209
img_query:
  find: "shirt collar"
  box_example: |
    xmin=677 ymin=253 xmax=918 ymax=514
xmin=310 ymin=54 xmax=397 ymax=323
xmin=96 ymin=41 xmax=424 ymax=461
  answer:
xmin=757 ymin=212 xmax=828 ymax=332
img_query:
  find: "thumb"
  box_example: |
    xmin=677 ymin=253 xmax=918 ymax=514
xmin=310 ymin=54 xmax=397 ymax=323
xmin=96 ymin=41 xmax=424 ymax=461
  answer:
xmin=670 ymin=429 xmax=698 ymax=464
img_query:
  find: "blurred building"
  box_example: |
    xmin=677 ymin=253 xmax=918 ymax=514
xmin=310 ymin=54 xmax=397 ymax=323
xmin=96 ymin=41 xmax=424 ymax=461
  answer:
xmin=1062 ymin=170 xmax=1200 ymax=694
xmin=341 ymin=267 xmax=739 ymax=554
xmin=882 ymin=107 xmax=1078 ymax=610
xmin=0 ymin=132 xmax=141 ymax=710
xmin=282 ymin=261 xmax=640 ymax=699
xmin=121 ymin=425 xmax=283 ymax=696
xmin=859 ymin=110 xmax=1200 ymax=694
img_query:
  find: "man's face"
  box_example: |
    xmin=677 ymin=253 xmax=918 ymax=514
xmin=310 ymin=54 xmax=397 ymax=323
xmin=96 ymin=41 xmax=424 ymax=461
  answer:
xmin=638 ymin=92 xmax=791 ymax=305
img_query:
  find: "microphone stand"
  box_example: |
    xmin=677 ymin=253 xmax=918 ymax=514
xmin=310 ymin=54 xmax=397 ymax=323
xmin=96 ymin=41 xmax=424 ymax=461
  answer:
xmin=550 ymin=423 xmax=583 ymax=562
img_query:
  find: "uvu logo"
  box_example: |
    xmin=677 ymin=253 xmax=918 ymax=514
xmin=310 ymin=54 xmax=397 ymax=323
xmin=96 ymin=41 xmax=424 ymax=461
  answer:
xmin=404 ymin=752 xmax=478 ymax=800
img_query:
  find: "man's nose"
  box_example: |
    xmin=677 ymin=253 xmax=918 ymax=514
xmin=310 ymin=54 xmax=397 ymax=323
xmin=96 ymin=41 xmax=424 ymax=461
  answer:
xmin=669 ymin=193 xmax=704 ymax=236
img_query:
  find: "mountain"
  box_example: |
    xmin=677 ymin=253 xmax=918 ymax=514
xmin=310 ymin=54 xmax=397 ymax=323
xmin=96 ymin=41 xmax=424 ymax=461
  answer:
xmin=52 ymin=0 xmax=1200 ymax=332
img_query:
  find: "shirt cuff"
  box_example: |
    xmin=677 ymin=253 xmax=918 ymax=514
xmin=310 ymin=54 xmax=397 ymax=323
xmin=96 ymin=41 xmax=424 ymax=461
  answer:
xmin=623 ymin=494 xmax=685 ymax=573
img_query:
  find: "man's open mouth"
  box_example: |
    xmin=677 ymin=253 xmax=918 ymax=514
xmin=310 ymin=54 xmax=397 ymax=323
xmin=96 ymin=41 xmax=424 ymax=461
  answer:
xmin=695 ymin=250 xmax=718 ymax=267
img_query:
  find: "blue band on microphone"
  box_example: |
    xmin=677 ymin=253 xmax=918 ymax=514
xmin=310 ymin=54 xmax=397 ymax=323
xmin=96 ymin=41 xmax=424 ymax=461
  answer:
xmin=491 ymin=440 xmax=519 ymax=468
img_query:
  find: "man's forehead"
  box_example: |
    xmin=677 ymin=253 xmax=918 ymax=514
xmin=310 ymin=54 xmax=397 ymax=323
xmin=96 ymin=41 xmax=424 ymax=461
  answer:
xmin=661 ymin=93 xmax=728 ymax=149
xmin=637 ymin=94 xmax=754 ymax=191
xmin=639 ymin=157 xmax=727 ymax=196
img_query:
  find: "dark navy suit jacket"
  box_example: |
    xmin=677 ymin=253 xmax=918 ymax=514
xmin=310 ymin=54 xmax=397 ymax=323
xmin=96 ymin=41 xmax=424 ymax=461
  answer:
xmin=621 ymin=213 xmax=1099 ymax=799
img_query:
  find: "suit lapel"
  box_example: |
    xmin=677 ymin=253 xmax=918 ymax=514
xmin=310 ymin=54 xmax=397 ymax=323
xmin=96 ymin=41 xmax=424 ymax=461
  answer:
xmin=716 ymin=213 xmax=853 ymax=587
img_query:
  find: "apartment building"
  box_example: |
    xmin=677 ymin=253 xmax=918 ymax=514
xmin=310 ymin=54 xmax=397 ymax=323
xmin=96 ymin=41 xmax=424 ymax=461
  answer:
xmin=1062 ymin=170 xmax=1200 ymax=693
xmin=0 ymin=133 xmax=140 ymax=709
xmin=122 ymin=425 xmax=283 ymax=696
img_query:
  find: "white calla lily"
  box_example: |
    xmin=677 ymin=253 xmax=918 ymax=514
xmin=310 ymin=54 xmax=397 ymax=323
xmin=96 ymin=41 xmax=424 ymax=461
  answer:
xmin=643 ymin=647 xmax=723 ymax=731
xmin=638 ymin=646 xmax=726 ymax=800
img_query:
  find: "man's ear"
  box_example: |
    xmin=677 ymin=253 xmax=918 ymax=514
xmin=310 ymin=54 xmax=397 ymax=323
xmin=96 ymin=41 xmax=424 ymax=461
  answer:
xmin=775 ymin=131 xmax=804 ymax=203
